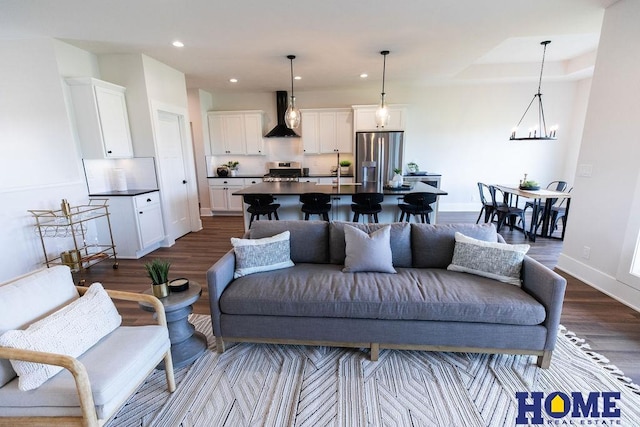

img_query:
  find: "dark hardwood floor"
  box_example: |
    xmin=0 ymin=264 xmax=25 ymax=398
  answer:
xmin=74 ymin=213 xmax=640 ymax=383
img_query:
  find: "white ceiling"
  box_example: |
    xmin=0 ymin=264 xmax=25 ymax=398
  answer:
xmin=0 ymin=0 xmax=619 ymax=93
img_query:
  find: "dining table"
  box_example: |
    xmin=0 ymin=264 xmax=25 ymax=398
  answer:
xmin=494 ymin=185 xmax=572 ymax=241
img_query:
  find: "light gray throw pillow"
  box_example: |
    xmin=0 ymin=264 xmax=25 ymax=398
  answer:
xmin=447 ymin=232 xmax=529 ymax=286
xmin=342 ymin=225 xmax=396 ymax=273
xmin=231 ymin=231 xmax=294 ymax=278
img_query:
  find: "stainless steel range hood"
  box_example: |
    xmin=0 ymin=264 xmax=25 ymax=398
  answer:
xmin=264 ymin=91 xmax=300 ymax=138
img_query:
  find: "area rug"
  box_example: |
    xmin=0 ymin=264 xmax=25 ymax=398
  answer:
xmin=107 ymin=315 xmax=640 ymax=426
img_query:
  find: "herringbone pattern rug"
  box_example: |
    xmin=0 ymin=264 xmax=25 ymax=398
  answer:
xmin=107 ymin=315 xmax=640 ymax=426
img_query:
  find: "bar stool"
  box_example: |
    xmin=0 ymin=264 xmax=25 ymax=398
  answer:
xmin=351 ymin=193 xmax=383 ymax=223
xmin=300 ymin=193 xmax=331 ymax=221
xmin=398 ymin=192 xmax=437 ymax=223
xmin=243 ymin=195 xmax=280 ymax=228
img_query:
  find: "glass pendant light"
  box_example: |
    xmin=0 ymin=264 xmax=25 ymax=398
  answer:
xmin=285 ymin=55 xmax=301 ymax=129
xmin=375 ymin=50 xmax=391 ymax=128
xmin=510 ymin=41 xmax=558 ymax=140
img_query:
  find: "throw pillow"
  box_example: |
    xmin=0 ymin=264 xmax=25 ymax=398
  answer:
xmin=231 ymin=230 xmax=294 ymax=278
xmin=0 ymin=282 xmax=122 ymax=391
xmin=447 ymin=232 xmax=530 ymax=286
xmin=342 ymin=224 xmax=396 ymax=273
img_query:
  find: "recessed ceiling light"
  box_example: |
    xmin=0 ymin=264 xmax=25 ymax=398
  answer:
xmin=229 ymin=78 xmax=238 ymax=83
xmin=172 ymin=41 xmax=184 ymax=48
xmin=294 ymin=76 xmax=302 ymax=80
xmin=360 ymin=73 xmax=368 ymax=78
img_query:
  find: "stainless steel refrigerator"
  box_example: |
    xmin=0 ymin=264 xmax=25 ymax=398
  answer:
xmin=355 ymin=131 xmax=404 ymax=184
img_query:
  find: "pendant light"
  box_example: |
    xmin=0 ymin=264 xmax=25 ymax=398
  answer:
xmin=284 ymin=55 xmax=301 ymax=129
xmin=510 ymin=41 xmax=558 ymax=141
xmin=375 ymin=50 xmax=390 ymax=128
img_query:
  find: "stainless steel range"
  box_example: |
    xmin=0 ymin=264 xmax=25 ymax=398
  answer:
xmin=263 ymin=161 xmax=302 ymax=182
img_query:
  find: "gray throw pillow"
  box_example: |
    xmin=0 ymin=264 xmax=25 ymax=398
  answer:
xmin=447 ymin=232 xmax=529 ymax=286
xmin=231 ymin=231 xmax=294 ymax=278
xmin=342 ymin=225 xmax=396 ymax=273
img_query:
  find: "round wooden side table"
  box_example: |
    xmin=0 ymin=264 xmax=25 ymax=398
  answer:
xmin=139 ymin=281 xmax=207 ymax=369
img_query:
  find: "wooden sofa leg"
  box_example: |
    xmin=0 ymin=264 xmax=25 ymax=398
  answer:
xmin=537 ymin=350 xmax=552 ymax=369
xmin=370 ymin=343 xmax=380 ymax=361
xmin=164 ymin=351 xmax=176 ymax=392
xmin=216 ymin=336 xmax=226 ymax=353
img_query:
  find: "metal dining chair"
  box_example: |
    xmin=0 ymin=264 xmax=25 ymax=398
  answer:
xmin=523 ymin=180 xmax=567 ymax=227
xmin=489 ymin=185 xmax=526 ymax=234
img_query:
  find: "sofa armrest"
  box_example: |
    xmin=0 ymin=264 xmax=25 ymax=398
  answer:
xmin=520 ymin=256 xmax=567 ymax=349
xmin=76 ymin=286 xmax=168 ymax=328
xmin=207 ymin=250 xmax=236 ymax=337
xmin=0 ymin=346 xmax=98 ymax=426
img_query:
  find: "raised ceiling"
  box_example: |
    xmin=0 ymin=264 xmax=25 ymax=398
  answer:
xmin=0 ymin=0 xmax=619 ymax=93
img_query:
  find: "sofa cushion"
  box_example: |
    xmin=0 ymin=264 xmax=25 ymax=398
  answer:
xmin=0 ymin=282 xmax=122 ymax=391
xmin=448 ymin=232 xmax=530 ymax=286
xmin=248 ymin=220 xmax=329 ymax=264
xmin=342 ymin=225 xmax=396 ymax=273
xmin=231 ymin=231 xmax=295 ymax=278
xmin=411 ymin=223 xmax=498 ymax=268
xmin=0 ymin=325 xmax=169 ymax=419
xmin=329 ymin=221 xmax=412 ymax=267
xmin=220 ymin=264 xmax=546 ymax=325
xmin=0 ymin=266 xmax=80 ymax=387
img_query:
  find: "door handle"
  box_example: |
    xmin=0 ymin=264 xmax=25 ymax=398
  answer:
xmin=146 ymin=198 xmax=151 ymax=202
xmin=182 ymin=180 xmax=187 ymax=184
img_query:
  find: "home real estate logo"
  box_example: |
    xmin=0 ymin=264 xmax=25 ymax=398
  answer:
xmin=516 ymin=391 xmax=621 ymax=425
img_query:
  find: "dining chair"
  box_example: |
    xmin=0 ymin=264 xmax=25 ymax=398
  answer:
xmin=489 ymin=185 xmax=526 ymax=234
xmin=351 ymin=193 xmax=384 ymax=223
xmin=398 ymin=192 xmax=437 ymax=223
xmin=476 ymin=182 xmax=497 ymax=224
xmin=243 ymin=194 xmax=281 ymax=228
xmin=523 ymin=180 xmax=568 ymax=227
xmin=549 ymin=187 xmax=573 ymax=236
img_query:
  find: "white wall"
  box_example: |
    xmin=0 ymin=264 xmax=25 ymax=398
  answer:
xmin=0 ymin=39 xmax=97 ymax=281
xmin=202 ymin=78 xmax=588 ymax=212
xmin=557 ymin=0 xmax=640 ymax=311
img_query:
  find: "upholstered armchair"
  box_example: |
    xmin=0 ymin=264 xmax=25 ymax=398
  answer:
xmin=0 ymin=266 xmax=175 ymax=427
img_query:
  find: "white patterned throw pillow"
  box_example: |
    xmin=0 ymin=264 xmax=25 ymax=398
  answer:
xmin=231 ymin=231 xmax=295 ymax=278
xmin=447 ymin=232 xmax=530 ymax=286
xmin=0 ymin=282 xmax=121 ymax=391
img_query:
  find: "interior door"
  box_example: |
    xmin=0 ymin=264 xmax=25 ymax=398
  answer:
xmin=155 ymin=110 xmax=191 ymax=240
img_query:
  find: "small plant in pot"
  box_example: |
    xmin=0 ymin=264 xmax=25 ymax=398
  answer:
xmin=226 ymin=161 xmax=240 ymax=176
xmin=144 ymin=259 xmax=171 ymax=298
xmin=391 ymin=168 xmax=404 ymax=187
xmin=339 ymin=160 xmax=352 ymax=175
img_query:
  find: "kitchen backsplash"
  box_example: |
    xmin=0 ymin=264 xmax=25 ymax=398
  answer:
xmin=83 ymin=158 xmax=159 ymax=194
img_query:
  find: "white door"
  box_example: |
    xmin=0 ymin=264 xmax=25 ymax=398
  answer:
xmin=156 ymin=111 xmax=191 ymax=240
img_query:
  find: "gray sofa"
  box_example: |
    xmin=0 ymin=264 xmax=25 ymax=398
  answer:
xmin=207 ymin=220 xmax=566 ymax=368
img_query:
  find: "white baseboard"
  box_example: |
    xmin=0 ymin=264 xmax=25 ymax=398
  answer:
xmin=200 ymin=207 xmax=213 ymax=216
xmin=556 ymin=253 xmax=640 ymax=313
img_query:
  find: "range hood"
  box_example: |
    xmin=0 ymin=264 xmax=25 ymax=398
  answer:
xmin=264 ymin=91 xmax=300 ymax=138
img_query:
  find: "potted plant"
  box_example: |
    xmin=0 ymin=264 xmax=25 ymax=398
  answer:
xmin=226 ymin=161 xmax=240 ymax=177
xmin=339 ymin=160 xmax=351 ymax=175
xmin=407 ymin=162 xmax=419 ymax=174
xmin=144 ymin=259 xmax=171 ymax=298
xmin=392 ymin=167 xmax=404 ymax=187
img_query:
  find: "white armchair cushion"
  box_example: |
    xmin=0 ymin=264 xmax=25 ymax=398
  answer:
xmin=0 ymin=282 xmax=121 ymax=391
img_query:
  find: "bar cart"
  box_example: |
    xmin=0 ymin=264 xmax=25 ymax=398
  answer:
xmin=29 ymin=199 xmax=118 ymax=271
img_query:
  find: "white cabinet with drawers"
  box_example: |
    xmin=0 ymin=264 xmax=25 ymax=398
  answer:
xmin=104 ymin=191 xmax=165 ymax=259
xmin=208 ymin=178 xmax=249 ymax=214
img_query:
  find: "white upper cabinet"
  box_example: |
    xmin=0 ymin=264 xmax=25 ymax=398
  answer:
xmin=67 ymin=77 xmax=134 ymax=159
xmin=207 ymin=111 xmax=264 ymax=155
xmin=301 ymin=108 xmax=353 ymax=154
xmin=352 ymin=105 xmax=406 ymax=131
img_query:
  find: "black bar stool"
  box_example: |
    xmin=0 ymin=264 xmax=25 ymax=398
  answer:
xmin=300 ymin=193 xmax=331 ymax=221
xmin=351 ymin=193 xmax=383 ymax=223
xmin=398 ymin=192 xmax=437 ymax=223
xmin=243 ymin=195 xmax=280 ymax=228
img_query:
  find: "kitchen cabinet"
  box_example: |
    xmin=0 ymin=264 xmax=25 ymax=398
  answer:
xmin=104 ymin=191 xmax=165 ymax=259
xmin=66 ymin=77 xmax=134 ymax=159
xmin=207 ymin=111 xmax=265 ymax=155
xmin=301 ymin=109 xmax=353 ymax=154
xmin=353 ymin=105 xmax=406 ymax=131
xmin=209 ymin=178 xmax=245 ymax=213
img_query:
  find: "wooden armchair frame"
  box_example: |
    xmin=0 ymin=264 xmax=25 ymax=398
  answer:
xmin=0 ymin=287 xmax=176 ymax=427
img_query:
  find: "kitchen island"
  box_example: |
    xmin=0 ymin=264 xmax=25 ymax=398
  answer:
xmin=233 ymin=181 xmax=447 ymax=229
